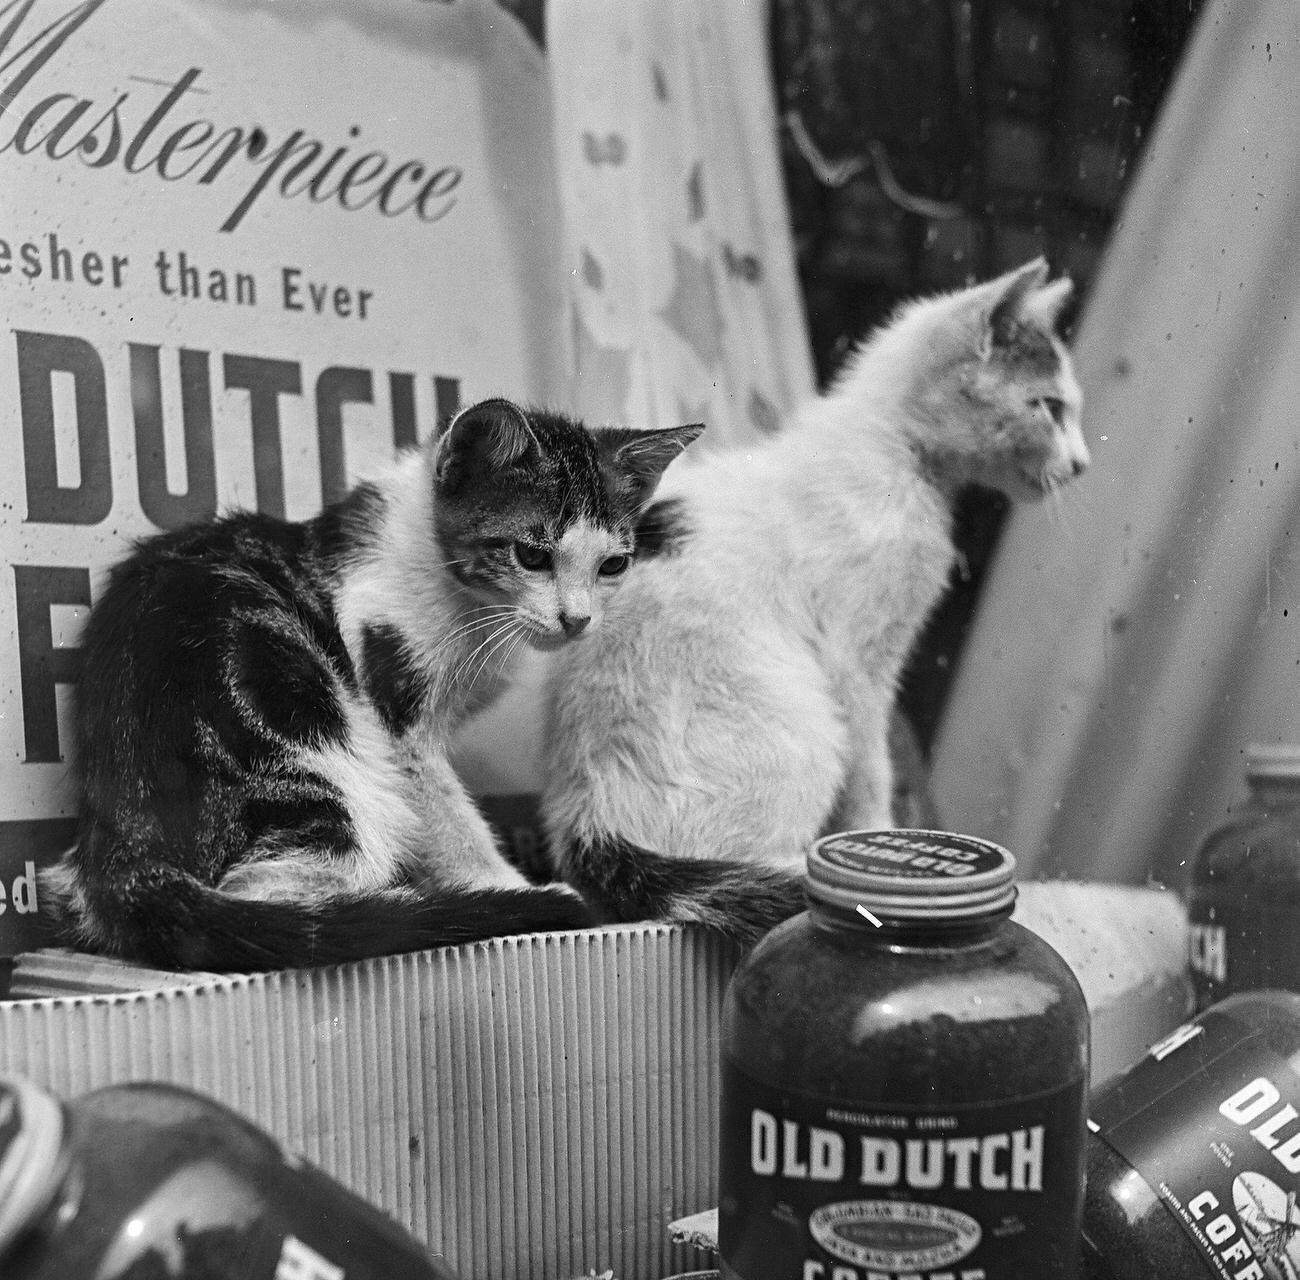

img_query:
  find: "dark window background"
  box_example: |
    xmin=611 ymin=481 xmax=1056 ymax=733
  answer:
xmin=768 ymin=0 xmax=1202 ymax=753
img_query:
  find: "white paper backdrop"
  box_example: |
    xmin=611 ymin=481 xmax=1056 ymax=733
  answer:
xmin=932 ymin=0 xmax=1300 ymax=887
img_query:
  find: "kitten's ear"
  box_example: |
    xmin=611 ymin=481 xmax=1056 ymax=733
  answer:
xmin=1024 ymin=276 xmax=1075 ymax=331
xmin=984 ymin=257 xmax=1051 ymax=353
xmin=605 ymin=422 xmax=704 ymax=500
xmin=434 ymin=398 xmax=542 ymax=480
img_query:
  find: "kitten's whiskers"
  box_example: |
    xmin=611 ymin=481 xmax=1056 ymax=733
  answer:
xmin=469 ymin=618 xmax=527 ymax=690
xmin=1040 ymin=465 xmax=1076 ymax=537
xmin=450 ymin=615 xmax=525 ymax=693
xmin=497 ymin=626 xmax=531 ymax=676
xmin=426 ymin=607 xmax=517 ymax=664
xmin=424 ymin=609 xmax=521 ymax=690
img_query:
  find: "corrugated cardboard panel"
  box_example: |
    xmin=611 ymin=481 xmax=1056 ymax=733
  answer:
xmin=0 ymin=924 xmax=737 ymax=1280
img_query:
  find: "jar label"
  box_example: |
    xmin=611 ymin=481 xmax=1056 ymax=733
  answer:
xmin=1090 ymin=1005 xmax=1300 ymax=1279
xmin=717 ymin=1057 xmax=1086 ymax=1279
xmin=1186 ymin=888 xmax=1300 ymax=1010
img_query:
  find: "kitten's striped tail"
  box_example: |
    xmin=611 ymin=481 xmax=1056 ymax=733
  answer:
xmin=562 ymin=834 xmax=806 ymax=947
xmin=41 ymin=861 xmax=595 ymax=973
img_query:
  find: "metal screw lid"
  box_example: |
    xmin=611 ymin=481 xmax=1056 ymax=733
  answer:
xmin=0 ymin=1076 xmax=67 ymax=1258
xmin=807 ymin=828 xmax=1018 ymax=924
xmin=1245 ymin=744 xmax=1300 ymax=781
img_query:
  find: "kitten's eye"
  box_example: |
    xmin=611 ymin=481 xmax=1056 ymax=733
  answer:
xmin=598 ymin=554 xmax=631 ymax=577
xmin=513 ymin=542 xmax=552 ymax=571
xmin=1035 ymin=396 xmax=1067 ymax=428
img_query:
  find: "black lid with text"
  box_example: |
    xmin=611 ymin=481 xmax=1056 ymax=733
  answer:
xmin=806 ymin=828 xmax=1018 ymax=923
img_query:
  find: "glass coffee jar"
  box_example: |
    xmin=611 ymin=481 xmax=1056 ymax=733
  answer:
xmin=717 ymin=829 xmax=1091 ymax=1280
xmin=1186 ymin=744 xmax=1300 ymax=1010
xmin=1082 ymin=989 xmax=1300 ymax=1280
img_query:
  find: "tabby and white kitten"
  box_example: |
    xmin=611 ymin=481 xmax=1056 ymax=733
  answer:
xmin=43 ymin=398 xmax=701 ymax=971
xmin=542 ymin=259 xmax=1088 ymax=943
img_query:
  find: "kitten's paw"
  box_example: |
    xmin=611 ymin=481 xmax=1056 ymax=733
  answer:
xmin=36 ymin=857 xmax=79 ymax=919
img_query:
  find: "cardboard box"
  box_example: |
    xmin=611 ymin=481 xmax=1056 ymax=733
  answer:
xmin=0 ymin=883 xmax=1190 ymax=1280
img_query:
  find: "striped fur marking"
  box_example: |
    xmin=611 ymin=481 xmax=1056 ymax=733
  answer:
xmin=361 ymin=622 xmax=428 ymax=735
xmin=634 ymin=497 xmax=692 ymax=558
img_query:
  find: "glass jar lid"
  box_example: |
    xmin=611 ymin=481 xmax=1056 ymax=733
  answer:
xmin=807 ymin=829 xmax=1017 ymax=924
xmin=0 ymin=1076 xmax=67 ymax=1257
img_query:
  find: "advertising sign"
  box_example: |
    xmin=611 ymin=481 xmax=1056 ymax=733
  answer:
xmin=0 ymin=0 xmax=567 ymax=951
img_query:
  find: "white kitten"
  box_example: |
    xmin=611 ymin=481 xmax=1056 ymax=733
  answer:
xmin=541 ymin=259 xmax=1088 ymax=944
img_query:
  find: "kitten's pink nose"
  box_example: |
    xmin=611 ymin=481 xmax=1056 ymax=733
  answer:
xmin=560 ymin=613 xmax=591 ymax=638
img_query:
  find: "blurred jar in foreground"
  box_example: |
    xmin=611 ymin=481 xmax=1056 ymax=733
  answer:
xmin=1186 ymin=743 xmax=1300 ymax=1010
xmin=1082 ymin=990 xmax=1300 ymax=1279
xmin=0 ymin=1074 xmax=460 ymax=1280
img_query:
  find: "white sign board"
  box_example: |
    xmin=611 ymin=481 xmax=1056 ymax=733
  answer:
xmin=0 ymin=0 xmax=565 ymax=950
